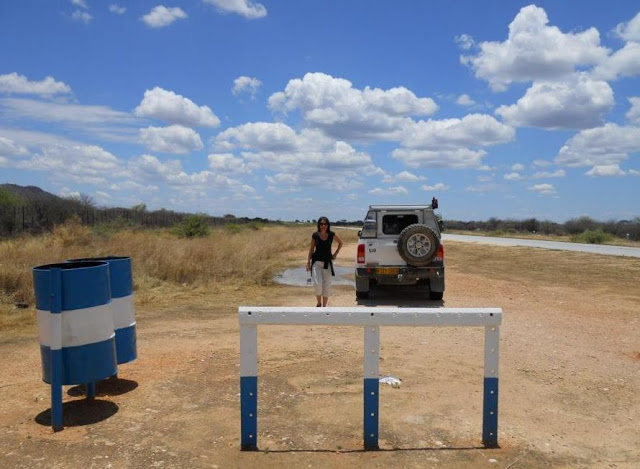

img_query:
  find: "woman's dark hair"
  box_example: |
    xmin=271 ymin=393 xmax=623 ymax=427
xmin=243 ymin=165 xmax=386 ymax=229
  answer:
xmin=316 ymin=216 xmax=331 ymax=232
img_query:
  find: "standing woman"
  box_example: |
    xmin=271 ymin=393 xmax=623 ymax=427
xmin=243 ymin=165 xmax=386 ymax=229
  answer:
xmin=306 ymin=216 xmax=343 ymax=307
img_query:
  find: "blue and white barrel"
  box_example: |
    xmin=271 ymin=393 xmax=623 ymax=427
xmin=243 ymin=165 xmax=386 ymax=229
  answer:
xmin=68 ymin=256 xmax=137 ymax=364
xmin=33 ymin=262 xmax=117 ymax=385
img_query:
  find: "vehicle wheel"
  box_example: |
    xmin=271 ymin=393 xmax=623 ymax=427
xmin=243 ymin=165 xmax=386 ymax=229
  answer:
xmin=397 ymin=224 xmax=439 ymax=267
xmin=356 ymin=290 xmax=369 ymax=299
xmin=429 ymin=290 xmax=443 ymax=301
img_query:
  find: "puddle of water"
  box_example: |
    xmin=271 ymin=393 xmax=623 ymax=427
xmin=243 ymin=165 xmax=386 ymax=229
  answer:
xmin=274 ymin=266 xmax=355 ymax=287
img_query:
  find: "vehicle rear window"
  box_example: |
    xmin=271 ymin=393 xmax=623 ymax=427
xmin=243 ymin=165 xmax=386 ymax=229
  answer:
xmin=382 ymin=214 xmax=418 ymax=235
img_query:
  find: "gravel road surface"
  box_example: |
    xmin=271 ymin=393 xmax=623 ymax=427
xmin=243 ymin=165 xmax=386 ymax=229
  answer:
xmin=442 ymin=233 xmax=640 ymax=258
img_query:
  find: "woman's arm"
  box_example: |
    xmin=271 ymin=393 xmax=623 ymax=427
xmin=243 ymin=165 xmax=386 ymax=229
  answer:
xmin=332 ymin=233 xmax=343 ymax=260
xmin=306 ymin=237 xmax=316 ymax=271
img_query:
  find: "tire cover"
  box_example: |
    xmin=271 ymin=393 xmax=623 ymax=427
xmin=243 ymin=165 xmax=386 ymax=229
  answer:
xmin=397 ymin=223 xmax=439 ymax=266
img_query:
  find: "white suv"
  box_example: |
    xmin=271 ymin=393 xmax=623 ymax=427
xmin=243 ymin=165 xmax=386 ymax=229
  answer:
xmin=355 ymin=199 xmax=444 ymax=300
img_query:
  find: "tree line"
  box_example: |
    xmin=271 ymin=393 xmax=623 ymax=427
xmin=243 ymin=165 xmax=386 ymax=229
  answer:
xmin=0 ymin=189 xmax=270 ymax=237
xmin=444 ymin=216 xmax=640 ymax=241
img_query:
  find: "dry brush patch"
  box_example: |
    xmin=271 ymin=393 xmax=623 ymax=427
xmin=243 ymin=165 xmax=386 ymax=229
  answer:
xmin=0 ymin=223 xmax=359 ymax=338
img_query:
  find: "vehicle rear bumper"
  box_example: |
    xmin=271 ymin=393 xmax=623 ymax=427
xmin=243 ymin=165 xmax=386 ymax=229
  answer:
xmin=356 ymin=266 xmax=445 ymax=290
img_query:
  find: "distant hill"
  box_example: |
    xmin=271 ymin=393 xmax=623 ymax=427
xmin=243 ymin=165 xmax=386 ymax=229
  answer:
xmin=0 ymin=184 xmax=62 ymax=203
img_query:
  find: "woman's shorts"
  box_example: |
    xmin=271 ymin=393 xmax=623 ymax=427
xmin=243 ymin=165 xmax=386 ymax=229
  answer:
xmin=311 ymin=262 xmax=332 ymax=297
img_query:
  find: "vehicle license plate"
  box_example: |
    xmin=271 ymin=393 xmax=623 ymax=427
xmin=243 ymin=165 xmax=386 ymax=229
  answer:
xmin=377 ymin=268 xmax=399 ymax=275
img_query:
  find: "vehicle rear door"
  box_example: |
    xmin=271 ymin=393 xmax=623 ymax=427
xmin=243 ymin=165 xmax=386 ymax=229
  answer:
xmin=372 ymin=210 xmax=422 ymax=265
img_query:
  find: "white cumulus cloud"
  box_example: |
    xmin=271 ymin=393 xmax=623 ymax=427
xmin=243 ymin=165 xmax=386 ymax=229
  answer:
xmin=504 ymin=172 xmax=523 ymax=181
xmin=203 ymin=0 xmax=267 ymax=19
xmin=19 ymin=143 xmax=124 ymax=184
xmin=232 ymin=76 xmax=262 ymax=98
xmin=585 ymin=164 xmax=626 ymax=177
xmin=0 ymin=73 xmax=71 ymax=96
xmin=0 ymin=137 xmax=29 ymax=158
xmin=401 ymin=114 xmax=515 ymax=149
xmin=454 ymin=34 xmax=475 ymax=51
xmin=614 ymin=11 xmax=640 ymax=42
xmin=269 ymin=72 xmax=438 ymax=141
xmin=528 ymin=183 xmax=556 ymax=195
xmin=592 ymin=41 xmax=640 ymax=81
xmin=531 ymin=169 xmax=566 ymax=178
xmin=134 ymin=87 xmax=220 ymax=127
xmin=511 ymin=163 xmax=525 ymax=171
xmin=71 ymin=10 xmax=92 ymax=23
xmin=214 ymin=121 xmax=382 ymax=190
xmin=392 ymin=147 xmax=488 ymax=169
xmin=456 ymin=94 xmax=475 ymax=106
xmin=495 ymin=74 xmax=614 ymax=129
xmin=626 ymin=97 xmax=640 ymax=125
xmin=394 ymin=114 xmax=514 ymax=169
xmin=141 ymin=6 xmax=187 ymax=28
xmin=139 ymin=125 xmax=203 ymax=154
xmin=382 ymin=171 xmax=425 ymax=183
xmin=208 ymin=153 xmax=250 ymax=174
xmin=461 ymin=5 xmax=609 ymax=91
xmin=556 ymin=123 xmax=640 ymax=167
xmin=421 ymin=183 xmax=450 ymax=191
xmin=128 ymin=154 xmax=254 ymax=194
xmin=71 ymin=0 xmax=88 ymax=8
xmin=109 ymin=4 xmax=126 ymax=14
xmin=369 ymin=186 xmax=408 ymax=196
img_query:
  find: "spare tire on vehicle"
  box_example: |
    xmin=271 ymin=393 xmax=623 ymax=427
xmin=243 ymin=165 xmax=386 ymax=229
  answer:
xmin=397 ymin=223 xmax=439 ymax=267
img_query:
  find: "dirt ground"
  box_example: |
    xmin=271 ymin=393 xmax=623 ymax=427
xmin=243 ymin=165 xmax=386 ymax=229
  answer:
xmin=0 ymin=241 xmax=638 ymax=468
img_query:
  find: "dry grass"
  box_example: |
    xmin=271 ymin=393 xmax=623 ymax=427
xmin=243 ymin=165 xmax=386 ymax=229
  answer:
xmin=0 ymin=222 xmax=358 ymax=337
xmin=446 ymin=242 xmax=640 ymax=304
xmin=2 ymin=221 xmax=637 ymax=339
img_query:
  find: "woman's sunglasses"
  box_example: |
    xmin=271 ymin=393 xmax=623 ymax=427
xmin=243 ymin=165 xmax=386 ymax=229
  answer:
xmin=319 ymin=222 xmax=328 ymax=226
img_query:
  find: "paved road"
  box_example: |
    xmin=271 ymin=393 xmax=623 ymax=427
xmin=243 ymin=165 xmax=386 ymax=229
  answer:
xmin=442 ymin=233 xmax=640 ymax=258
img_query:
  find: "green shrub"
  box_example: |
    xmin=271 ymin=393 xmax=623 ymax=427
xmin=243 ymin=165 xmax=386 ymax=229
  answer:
xmin=225 ymin=223 xmax=242 ymax=234
xmin=173 ymin=214 xmax=210 ymax=238
xmin=570 ymin=229 xmax=612 ymax=244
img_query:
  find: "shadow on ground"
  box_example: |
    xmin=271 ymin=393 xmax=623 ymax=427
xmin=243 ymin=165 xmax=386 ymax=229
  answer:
xmin=255 ymin=444 xmax=487 ymax=454
xmin=35 ymin=399 xmax=119 ymax=427
xmin=67 ymin=377 xmax=138 ymax=397
xmin=356 ymin=285 xmax=445 ymax=307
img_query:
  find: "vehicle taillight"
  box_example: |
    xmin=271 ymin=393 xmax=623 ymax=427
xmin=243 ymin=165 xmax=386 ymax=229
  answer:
xmin=357 ymin=243 xmax=365 ymax=264
xmin=435 ymin=243 xmax=444 ymax=262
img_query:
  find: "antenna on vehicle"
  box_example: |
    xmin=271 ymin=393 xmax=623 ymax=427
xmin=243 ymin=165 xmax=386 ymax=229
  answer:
xmin=431 ymin=197 xmax=438 ymax=209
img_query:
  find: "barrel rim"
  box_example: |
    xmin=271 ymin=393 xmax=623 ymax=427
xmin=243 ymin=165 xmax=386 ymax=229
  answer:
xmin=33 ymin=261 xmax=108 ymax=271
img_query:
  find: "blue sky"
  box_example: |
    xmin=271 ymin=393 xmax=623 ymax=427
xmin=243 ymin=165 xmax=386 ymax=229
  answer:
xmin=1 ymin=1 xmax=639 ymax=222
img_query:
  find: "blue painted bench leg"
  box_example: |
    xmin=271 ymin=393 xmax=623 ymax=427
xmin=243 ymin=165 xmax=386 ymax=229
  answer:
xmin=482 ymin=377 xmax=499 ymax=447
xmin=51 ymin=348 xmax=63 ymax=431
xmin=86 ymin=382 xmax=96 ymax=399
xmin=364 ymin=378 xmax=379 ymax=450
xmin=240 ymin=376 xmax=258 ymax=450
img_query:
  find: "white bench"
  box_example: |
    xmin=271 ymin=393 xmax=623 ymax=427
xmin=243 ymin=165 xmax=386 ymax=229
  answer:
xmin=238 ymin=306 xmax=502 ymax=450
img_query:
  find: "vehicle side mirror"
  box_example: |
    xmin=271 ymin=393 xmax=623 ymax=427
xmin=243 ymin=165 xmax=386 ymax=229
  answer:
xmin=357 ymin=230 xmax=362 ymax=237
